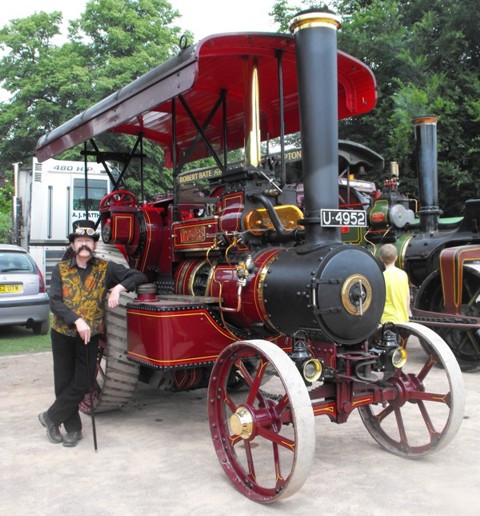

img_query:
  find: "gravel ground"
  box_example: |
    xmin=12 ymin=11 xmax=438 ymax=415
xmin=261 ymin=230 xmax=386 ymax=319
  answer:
xmin=0 ymin=350 xmax=479 ymax=516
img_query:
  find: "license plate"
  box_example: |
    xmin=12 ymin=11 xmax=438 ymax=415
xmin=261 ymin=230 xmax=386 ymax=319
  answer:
xmin=320 ymin=209 xmax=367 ymax=227
xmin=0 ymin=284 xmax=22 ymax=294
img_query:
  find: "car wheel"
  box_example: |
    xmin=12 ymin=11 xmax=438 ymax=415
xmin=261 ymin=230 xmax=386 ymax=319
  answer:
xmin=33 ymin=320 xmax=49 ymax=335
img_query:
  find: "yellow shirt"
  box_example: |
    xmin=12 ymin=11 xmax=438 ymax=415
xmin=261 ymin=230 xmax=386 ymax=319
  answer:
xmin=381 ymin=266 xmax=410 ymax=324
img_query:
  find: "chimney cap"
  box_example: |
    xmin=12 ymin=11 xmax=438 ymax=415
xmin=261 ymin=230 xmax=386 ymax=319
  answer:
xmin=412 ymin=116 xmax=439 ymax=126
xmin=290 ymin=10 xmax=341 ymax=34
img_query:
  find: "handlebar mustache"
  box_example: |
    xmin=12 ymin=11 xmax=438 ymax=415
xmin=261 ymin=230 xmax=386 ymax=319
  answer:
xmin=76 ymin=245 xmax=93 ymax=255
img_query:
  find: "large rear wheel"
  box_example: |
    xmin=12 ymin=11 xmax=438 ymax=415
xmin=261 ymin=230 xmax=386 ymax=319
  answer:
xmin=359 ymin=322 xmax=465 ymax=458
xmin=80 ymin=243 xmax=140 ymax=414
xmin=208 ymin=339 xmax=315 ymax=503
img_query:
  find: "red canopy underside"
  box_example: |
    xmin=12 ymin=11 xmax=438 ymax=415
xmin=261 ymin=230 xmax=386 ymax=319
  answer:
xmin=36 ymin=33 xmax=376 ymax=166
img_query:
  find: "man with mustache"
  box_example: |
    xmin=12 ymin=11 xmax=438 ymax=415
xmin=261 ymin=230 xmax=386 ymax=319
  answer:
xmin=39 ymin=219 xmax=148 ymax=447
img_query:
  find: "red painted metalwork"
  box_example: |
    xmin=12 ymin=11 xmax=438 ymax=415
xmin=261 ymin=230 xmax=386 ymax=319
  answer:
xmin=111 ymin=213 xmax=137 ymax=245
xmin=208 ymin=248 xmax=280 ymax=330
xmin=171 ymin=248 xmax=282 ymax=331
xmin=127 ymin=301 xmax=237 ymax=367
xmin=35 ymin=34 xmax=376 ymax=165
xmin=219 ymin=192 xmax=245 ymax=234
xmin=439 ymin=245 xmax=480 ymax=314
xmin=174 ymin=259 xmax=211 ymax=295
xmin=172 ymin=218 xmax=219 ymax=251
xmin=136 ymin=207 xmax=165 ymax=273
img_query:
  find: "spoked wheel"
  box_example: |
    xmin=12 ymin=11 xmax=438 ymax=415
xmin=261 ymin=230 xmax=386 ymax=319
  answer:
xmin=415 ymin=268 xmax=480 ymax=369
xmin=359 ymin=322 xmax=465 ymax=458
xmin=80 ymin=243 xmax=140 ymax=414
xmin=208 ymin=339 xmax=315 ymax=503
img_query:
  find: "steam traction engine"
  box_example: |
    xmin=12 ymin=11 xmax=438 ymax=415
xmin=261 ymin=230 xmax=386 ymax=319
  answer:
xmin=36 ymin=11 xmax=465 ymax=503
xmin=364 ymin=117 xmax=480 ymax=370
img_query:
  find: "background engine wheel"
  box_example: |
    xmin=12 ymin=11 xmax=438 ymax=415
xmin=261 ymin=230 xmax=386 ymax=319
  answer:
xmin=415 ymin=268 xmax=480 ymax=369
xmin=359 ymin=322 xmax=465 ymax=458
xmin=208 ymin=339 xmax=315 ymax=503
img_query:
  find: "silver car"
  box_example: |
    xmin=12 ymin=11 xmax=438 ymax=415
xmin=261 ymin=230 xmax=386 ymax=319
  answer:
xmin=0 ymin=244 xmax=50 ymax=335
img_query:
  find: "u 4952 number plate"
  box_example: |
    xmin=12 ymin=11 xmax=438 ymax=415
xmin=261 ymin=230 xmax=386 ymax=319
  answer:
xmin=320 ymin=209 xmax=367 ymax=227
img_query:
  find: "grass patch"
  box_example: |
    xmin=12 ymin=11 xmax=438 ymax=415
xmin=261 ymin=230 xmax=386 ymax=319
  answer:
xmin=0 ymin=317 xmax=52 ymax=356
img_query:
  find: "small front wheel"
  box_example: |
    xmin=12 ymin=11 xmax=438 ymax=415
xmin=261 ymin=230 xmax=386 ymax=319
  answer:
xmin=359 ymin=322 xmax=465 ymax=458
xmin=208 ymin=339 xmax=315 ymax=503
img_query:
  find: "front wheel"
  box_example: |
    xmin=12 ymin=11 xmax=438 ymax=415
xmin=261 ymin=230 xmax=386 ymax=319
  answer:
xmin=359 ymin=322 xmax=465 ymax=458
xmin=208 ymin=339 xmax=315 ymax=503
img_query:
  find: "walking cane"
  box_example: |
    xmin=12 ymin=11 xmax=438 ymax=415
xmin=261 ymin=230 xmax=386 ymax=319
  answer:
xmin=85 ymin=343 xmax=98 ymax=452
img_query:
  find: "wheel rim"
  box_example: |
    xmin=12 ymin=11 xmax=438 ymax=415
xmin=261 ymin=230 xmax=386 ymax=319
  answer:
xmin=359 ymin=322 xmax=465 ymax=458
xmin=208 ymin=339 xmax=315 ymax=503
xmin=418 ymin=269 xmax=480 ymax=367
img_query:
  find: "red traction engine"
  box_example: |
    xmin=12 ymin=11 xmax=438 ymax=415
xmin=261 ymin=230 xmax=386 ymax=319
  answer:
xmin=35 ymin=9 xmax=465 ymax=504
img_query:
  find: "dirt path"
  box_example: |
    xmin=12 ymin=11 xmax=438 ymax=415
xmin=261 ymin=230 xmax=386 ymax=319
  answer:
xmin=1 ymin=351 xmax=479 ymax=515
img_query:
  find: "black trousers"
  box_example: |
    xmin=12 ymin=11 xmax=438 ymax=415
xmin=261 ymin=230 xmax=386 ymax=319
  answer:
xmin=47 ymin=329 xmax=99 ymax=432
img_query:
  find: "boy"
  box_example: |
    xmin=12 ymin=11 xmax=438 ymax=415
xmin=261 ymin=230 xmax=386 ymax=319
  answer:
xmin=379 ymin=243 xmax=411 ymax=323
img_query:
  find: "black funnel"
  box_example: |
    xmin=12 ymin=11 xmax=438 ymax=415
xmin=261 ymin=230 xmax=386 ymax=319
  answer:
xmin=290 ymin=10 xmax=342 ymax=246
xmin=413 ymin=116 xmax=441 ymax=233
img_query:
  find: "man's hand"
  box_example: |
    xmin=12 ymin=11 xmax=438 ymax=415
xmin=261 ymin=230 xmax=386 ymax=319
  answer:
xmin=107 ymin=284 xmax=127 ymax=308
xmin=75 ymin=318 xmax=91 ymax=344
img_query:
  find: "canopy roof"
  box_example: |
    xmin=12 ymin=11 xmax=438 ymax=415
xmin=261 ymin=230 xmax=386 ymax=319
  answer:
xmin=36 ymin=32 xmax=377 ymax=166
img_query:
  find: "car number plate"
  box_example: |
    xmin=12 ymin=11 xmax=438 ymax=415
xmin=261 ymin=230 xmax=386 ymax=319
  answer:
xmin=320 ymin=209 xmax=367 ymax=227
xmin=0 ymin=284 xmax=22 ymax=294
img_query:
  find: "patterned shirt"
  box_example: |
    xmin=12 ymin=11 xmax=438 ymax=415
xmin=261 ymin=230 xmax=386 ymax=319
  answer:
xmin=50 ymin=256 xmax=148 ymax=337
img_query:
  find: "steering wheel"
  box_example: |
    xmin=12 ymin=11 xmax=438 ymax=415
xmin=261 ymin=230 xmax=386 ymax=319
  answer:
xmin=99 ymin=190 xmax=137 ymax=210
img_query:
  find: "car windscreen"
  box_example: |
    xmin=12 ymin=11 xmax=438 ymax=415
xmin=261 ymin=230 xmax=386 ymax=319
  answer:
xmin=0 ymin=252 xmax=35 ymax=273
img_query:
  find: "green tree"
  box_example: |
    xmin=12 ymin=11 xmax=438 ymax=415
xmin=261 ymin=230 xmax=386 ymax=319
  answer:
xmin=0 ymin=0 xmax=189 ymax=199
xmin=68 ymin=0 xmax=186 ymax=101
xmin=272 ymin=0 xmax=480 ymax=214
xmin=0 ymin=12 xmax=68 ymax=173
xmin=63 ymin=0 xmax=190 ymax=197
xmin=334 ymin=0 xmax=480 ymax=213
xmin=0 ymin=180 xmax=14 ymax=242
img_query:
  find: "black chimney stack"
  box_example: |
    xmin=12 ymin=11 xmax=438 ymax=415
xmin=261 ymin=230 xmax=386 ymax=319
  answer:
xmin=413 ymin=116 xmax=441 ymax=233
xmin=290 ymin=10 xmax=342 ymax=247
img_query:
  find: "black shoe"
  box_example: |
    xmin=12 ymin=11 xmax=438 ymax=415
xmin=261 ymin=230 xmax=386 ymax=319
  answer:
xmin=63 ymin=430 xmax=83 ymax=448
xmin=38 ymin=412 xmax=63 ymax=444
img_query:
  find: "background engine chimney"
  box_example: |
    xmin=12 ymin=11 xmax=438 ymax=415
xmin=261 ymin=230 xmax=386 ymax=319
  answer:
xmin=413 ymin=116 xmax=441 ymax=233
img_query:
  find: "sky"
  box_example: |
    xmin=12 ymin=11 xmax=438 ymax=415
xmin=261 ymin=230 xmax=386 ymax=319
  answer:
xmin=0 ymin=0 xmax=278 ymax=40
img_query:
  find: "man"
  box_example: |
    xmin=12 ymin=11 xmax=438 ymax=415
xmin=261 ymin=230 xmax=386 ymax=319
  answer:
xmin=379 ymin=243 xmax=411 ymax=324
xmin=39 ymin=219 xmax=148 ymax=447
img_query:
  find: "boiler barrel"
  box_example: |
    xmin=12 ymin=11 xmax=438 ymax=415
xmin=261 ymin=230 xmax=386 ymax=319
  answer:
xmin=262 ymin=244 xmax=385 ymax=344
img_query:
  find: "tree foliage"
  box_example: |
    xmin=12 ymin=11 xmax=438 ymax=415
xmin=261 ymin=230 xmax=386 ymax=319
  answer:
xmin=68 ymin=0 xmax=185 ymax=103
xmin=1 ymin=0 xmax=479 ymax=218
xmin=272 ymin=0 xmax=480 ymax=214
xmin=0 ymin=0 xmax=189 ymax=201
xmin=0 ymin=180 xmax=13 ymax=242
xmin=0 ymin=12 xmax=64 ymax=170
